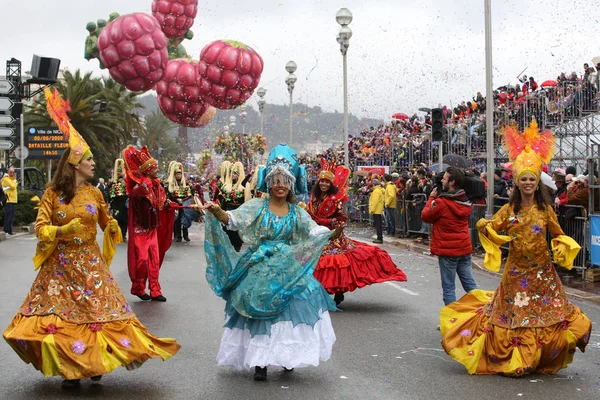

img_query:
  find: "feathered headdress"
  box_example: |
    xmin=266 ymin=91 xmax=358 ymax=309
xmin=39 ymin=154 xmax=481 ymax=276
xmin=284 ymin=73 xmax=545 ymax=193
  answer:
xmin=502 ymin=119 xmax=555 ymax=182
xmin=318 ymin=158 xmax=337 ymax=182
xmin=123 ymin=145 xmax=158 ymax=193
xmin=223 ymin=161 xmax=245 ymax=195
xmin=167 ymin=161 xmax=186 ymax=194
xmin=219 ymin=161 xmax=231 ymax=184
xmin=318 ymin=158 xmax=350 ymax=193
xmin=112 ymin=158 xmax=125 ymax=182
xmin=44 ymin=87 xmax=91 ymax=165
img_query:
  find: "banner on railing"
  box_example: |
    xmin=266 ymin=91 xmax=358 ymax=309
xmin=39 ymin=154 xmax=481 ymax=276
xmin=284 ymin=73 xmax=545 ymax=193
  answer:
xmin=589 ymin=215 xmax=600 ymax=266
xmin=357 ymin=166 xmax=389 ymax=176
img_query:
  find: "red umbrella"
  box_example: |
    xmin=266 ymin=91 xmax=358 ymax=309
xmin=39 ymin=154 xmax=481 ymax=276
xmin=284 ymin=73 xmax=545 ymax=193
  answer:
xmin=392 ymin=112 xmax=409 ymax=120
xmin=540 ymin=80 xmax=557 ymax=87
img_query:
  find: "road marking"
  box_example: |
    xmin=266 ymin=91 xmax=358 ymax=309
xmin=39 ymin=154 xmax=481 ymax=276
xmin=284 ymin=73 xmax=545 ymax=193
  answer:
xmin=384 ymin=281 xmax=419 ymax=295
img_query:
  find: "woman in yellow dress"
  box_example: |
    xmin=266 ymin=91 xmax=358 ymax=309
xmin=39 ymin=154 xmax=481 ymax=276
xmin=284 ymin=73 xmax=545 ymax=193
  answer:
xmin=2 ymin=88 xmax=180 ymax=386
xmin=440 ymin=121 xmax=592 ymax=376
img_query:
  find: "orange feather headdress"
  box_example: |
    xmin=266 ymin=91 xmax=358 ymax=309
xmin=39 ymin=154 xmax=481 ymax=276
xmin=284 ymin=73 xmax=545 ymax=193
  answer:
xmin=44 ymin=87 xmax=91 ymax=165
xmin=501 ymin=119 xmax=555 ymax=182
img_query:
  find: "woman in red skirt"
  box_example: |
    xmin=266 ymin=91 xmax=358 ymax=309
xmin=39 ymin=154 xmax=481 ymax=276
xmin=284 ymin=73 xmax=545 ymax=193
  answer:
xmin=306 ymin=159 xmax=407 ymax=305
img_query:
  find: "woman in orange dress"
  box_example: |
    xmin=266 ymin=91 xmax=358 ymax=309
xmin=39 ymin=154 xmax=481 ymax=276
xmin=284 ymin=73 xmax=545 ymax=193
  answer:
xmin=440 ymin=121 xmax=591 ymax=376
xmin=2 ymin=88 xmax=180 ymax=386
xmin=306 ymin=159 xmax=407 ymax=305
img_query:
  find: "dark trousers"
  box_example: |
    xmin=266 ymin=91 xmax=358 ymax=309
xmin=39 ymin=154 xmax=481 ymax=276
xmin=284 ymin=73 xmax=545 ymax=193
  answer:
xmin=225 ymin=229 xmax=243 ymax=252
xmin=372 ymin=213 xmax=383 ymax=240
xmin=111 ymin=197 xmax=128 ymax=239
xmin=174 ymin=209 xmax=189 ymax=240
xmin=3 ymin=203 xmax=15 ymax=234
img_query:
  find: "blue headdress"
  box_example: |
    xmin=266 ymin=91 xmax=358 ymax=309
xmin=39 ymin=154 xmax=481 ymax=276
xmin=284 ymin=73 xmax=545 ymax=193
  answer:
xmin=256 ymin=144 xmax=308 ymax=195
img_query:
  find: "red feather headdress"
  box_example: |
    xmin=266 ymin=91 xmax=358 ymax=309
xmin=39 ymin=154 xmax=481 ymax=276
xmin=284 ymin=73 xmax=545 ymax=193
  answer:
xmin=501 ymin=119 xmax=555 ymax=181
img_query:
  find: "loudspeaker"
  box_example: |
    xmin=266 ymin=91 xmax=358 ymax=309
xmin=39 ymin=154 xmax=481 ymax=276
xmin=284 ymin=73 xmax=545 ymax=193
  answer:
xmin=11 ymin=102 xmax=23 ymax=119
xmin=431 ymin=108 xmax=444 ymax=141
xmin=30 ymin=55 xmax=61 ymax=81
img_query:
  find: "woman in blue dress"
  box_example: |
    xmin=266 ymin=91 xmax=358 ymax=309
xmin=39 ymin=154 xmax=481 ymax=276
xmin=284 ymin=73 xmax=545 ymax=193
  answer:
xmin=202 ymin=145 xmax=339 ymax=381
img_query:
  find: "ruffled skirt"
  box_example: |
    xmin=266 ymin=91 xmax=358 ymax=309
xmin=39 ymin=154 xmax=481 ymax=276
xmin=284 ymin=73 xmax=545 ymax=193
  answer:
xmin=3 ymin=314 xmax=180 ymax=380
xmin=217 ymin=278 xmax=336 ymax=370
xmin=440 ymin=290 xmax=592 ymax=376
xmin=314 ymin=237 xmax=407 ymax=294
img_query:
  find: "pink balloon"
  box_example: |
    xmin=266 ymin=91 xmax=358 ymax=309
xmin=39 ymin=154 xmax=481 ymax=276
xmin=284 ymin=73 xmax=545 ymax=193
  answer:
xmin=152 ymin=0 xmax=198 ymax=39
xmin=196 ymin=40 xmax=264 ymax=110
xmin=157 ymin=59 xmax=214 ymax=127
xmin=98 ymin=13 xmax=168 ymax=92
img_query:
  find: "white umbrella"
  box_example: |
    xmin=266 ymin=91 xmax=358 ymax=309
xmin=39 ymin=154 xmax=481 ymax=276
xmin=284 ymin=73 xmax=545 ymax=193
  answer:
xmin=591 ymin=56 xmax=600 ymax=65
xmin=540 ymin=171 xmax=557 ymax=191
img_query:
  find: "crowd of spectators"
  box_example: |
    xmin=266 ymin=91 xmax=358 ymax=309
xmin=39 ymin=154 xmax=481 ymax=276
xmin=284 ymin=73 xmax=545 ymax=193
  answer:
xmin=310 ymin=59 xmax=600 ymax=172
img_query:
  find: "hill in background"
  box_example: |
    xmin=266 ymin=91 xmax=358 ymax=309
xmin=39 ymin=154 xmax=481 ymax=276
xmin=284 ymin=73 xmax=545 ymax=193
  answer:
xmin=136 ymin=94 xmax=383 ymax=154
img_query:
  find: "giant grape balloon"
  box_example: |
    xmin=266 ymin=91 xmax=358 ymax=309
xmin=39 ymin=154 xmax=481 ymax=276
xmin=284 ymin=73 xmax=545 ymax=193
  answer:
xmin=156 ymin=58 xmax=214 ymax=127
xmin=196 ymin=40 xmax=264 ymax=109
xmin=152 ymin=0 xmax=198 ymax=39
xmin=98 ymin=13 xmax=169 ymax=92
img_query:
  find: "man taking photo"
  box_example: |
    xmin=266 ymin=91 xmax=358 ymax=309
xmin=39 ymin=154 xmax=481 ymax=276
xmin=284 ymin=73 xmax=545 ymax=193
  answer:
xmin=421 ymin=167 xmax=477 ymax=307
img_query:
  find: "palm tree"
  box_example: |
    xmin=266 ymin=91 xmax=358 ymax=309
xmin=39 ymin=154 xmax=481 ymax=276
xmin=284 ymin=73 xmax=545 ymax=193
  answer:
xmin=25 ymin=69 xmax=143 ymax=180
xmin=139 ymin=110 xmax=180 ymax=172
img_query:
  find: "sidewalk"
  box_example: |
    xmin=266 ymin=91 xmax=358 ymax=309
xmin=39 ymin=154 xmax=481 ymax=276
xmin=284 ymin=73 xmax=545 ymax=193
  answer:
xmin=380 ymin=234 xmax=600 ymax=305
xmin=0 ymin=225 xmax=34 ymax=242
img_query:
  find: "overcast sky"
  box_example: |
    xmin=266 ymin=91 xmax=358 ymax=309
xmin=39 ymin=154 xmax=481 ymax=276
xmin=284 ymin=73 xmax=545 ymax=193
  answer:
xmin=1 ymin=0 xmax=597 ymax=121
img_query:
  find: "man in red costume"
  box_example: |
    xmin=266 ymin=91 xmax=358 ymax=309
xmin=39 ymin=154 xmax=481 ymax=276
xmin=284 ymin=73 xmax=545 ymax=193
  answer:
xmin=123 ymin=145 xmax=178 ymax=302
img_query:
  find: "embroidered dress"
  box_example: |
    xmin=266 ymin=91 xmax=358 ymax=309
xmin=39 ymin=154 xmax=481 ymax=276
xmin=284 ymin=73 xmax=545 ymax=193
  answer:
xmin=204 ymin=198 xmax=336 ymax=370
xmin=307 ymin=196 xmax=407 ymax=294
xmin=3 ymin=185 xmax=180 ymax=380
xmin=440 ymin=204 xmax=591 ymax=376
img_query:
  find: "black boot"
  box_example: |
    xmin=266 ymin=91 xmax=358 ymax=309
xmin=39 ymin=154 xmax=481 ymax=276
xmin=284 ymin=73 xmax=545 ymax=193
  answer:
xmin=90 ymin=375 xmax=103 ymax=382
xmin=334 ymin=292 xmax=344 ymax=305
xmin=61 ymin=379 xmax=81 ymax=388
xmin=254 ymin=366 xmax=267 ymax=381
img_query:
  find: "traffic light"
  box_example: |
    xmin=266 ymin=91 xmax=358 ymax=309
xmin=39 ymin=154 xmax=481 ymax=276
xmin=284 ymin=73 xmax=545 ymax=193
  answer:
xmin=431 ymin=108 xmax=444 ymax=141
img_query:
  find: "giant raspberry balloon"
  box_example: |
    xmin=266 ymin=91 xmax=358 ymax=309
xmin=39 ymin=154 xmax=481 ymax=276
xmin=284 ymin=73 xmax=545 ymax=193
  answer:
xmin=98 ymin=13 xmax=168 ymax=92
xmin=152 ymin=0 xmax=198 ymax=39
xmin=196 ymin=40 xmax=264 ymax=110
xmin=157 ymin=59 xmax=214 ymax=127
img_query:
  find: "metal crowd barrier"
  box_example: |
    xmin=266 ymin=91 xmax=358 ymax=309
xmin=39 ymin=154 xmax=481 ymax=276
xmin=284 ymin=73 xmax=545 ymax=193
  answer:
xmin=405 ymin=193 xmax=429 ymax=237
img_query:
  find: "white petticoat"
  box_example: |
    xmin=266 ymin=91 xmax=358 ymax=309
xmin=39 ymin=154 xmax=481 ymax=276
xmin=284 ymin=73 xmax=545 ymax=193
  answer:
xmin=216 ymin=310 xmax=336 ymax=370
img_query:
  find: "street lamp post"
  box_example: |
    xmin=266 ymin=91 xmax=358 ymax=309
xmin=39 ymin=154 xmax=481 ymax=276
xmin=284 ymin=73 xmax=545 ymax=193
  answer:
xmin=484 ymin=0 xmax=494 ymax=219
xmin=336 ymin=8 xmax=352 ymax=168
xmin=240 ymin=105 xmax=247 ymax=134
xmin=285 ymin=61 xmax=297 ymax=145
xmin=256 ymin=87 xmax=267 ymax=135
xmin=229 ymin=115 xmax=243 ymax=168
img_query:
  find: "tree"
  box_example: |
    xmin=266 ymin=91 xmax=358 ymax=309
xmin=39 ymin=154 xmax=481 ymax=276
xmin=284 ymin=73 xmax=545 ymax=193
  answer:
xmin=139 ymin=110 xmax=179 ymax=173
xmin=25 ymin=69 xmax=144 ymax=180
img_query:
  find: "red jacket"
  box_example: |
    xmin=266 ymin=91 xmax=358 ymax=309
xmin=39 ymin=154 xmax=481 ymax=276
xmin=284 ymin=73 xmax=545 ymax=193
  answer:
xmin=421 ymin=190 xmax=472 ymax=257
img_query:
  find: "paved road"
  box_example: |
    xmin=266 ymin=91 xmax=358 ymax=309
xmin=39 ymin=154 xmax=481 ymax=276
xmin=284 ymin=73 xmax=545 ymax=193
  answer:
xmin=0 ymin=225 xmax=598 ymax=400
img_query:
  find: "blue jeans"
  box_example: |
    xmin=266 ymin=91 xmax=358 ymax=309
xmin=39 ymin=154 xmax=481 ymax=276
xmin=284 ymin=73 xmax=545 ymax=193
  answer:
xmin=384 ymin=207 xmax=396 ymax=235
xmin=438 ymin=255 xmax=477 ymax=305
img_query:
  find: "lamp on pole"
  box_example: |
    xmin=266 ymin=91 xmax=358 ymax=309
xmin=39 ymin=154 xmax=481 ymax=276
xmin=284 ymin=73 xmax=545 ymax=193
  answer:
xmin=285 ymin=61 xmax=297 ymax=145
xmin=240 ymin=105 xmax=247 ymax=134
xmin=256 ymin=87 xmax=267 ymax=135
xmin=336 ymin=8 xmax=352 ymax=167
xmin=484 ymin=0 xmax=494 ymax=219
xmin=229 ymin=115 xmax=243 ymax=167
